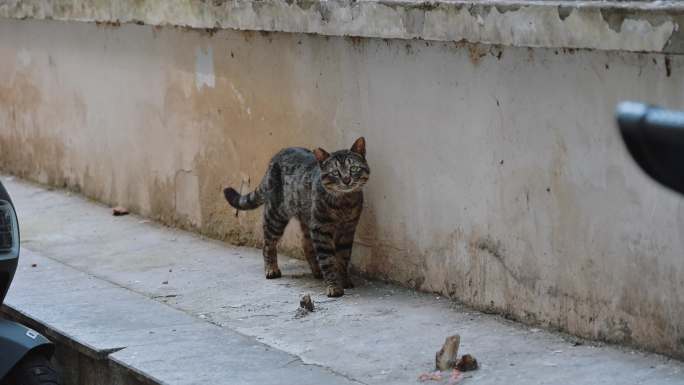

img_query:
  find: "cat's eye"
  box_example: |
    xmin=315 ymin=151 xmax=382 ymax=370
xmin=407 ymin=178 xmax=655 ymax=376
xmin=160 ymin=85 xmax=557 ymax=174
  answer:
xmin=350 ymin=166 xmax=360 ymax=172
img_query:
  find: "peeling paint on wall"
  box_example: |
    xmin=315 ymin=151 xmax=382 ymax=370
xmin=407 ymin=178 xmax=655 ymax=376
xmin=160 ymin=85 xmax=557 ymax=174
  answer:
xmin=195 ymin=46 xmax=215 ymax=90
xmin=229 ymin=83 xmax=250 ymax=116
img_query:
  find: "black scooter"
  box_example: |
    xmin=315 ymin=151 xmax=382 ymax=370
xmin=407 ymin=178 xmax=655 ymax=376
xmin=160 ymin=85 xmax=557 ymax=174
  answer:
xmin=0 ymin=181 xmax=61 ymax=384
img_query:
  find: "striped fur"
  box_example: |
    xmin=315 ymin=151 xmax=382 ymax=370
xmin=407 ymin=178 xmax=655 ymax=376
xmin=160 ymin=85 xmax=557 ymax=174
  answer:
xmin=224 ymin=137 xmax=369 ymax=297
xmin=223 ymin=187 xmax=263 ymax=210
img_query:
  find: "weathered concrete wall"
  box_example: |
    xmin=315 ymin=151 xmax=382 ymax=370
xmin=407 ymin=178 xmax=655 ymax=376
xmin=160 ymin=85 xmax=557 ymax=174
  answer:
xmin=2 ymin=0 xmax=684 ymax=53
xmin=1 ymin=17 xmax=683 ymax=359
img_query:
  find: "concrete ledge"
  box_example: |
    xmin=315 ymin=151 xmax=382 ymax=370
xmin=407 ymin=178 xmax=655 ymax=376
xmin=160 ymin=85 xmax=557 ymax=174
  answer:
xmin=2 ymin=0 xmax=684 ymax=53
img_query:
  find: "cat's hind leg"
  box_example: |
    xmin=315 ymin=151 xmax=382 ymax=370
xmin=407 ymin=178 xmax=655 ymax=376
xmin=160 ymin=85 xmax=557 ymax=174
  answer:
xmin=262 ymin=204 xmax=288 ymax=279
xmin=300 ymin=222 xmax=322 ymax=279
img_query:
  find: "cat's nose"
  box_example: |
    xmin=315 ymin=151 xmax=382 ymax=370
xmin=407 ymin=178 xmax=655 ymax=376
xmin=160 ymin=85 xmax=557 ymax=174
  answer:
xmin=342 ymin=176 xmax=351 ymax=185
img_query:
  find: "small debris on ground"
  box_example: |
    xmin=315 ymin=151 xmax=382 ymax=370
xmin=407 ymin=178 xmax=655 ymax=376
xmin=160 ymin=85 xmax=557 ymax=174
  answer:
xmin=112 ymin=206 xmax=129 ymax=216
xmin=419 ymin=369 xmax=464 ymax=383
xmin=295 ymin=294 xmax=314 ymax=318
xmin=31 ymin=263 xmax=37 ymax=268
xmin=447 ymin=369 xmax=464 ymax=385
xmin=162 ymin=280 xmax=168 ymax=285
xmin=435 ymin=334 xmax=479 ymax=373
xmin=418 ymin=371 xmax=442 ymax=382
xmin=455 ymin=354 xmax=478 ymax=372
xmin=436 ymin=335 xmax=460 ymax=371
xmin=152 ymin=294 xmax=178 ymax=299
xmin=300 ymin=294 xmax=314 ymax=311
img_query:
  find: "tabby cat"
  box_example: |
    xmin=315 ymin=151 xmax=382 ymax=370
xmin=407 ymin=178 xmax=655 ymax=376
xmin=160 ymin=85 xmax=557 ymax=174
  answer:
xmin=223 ymin=137 xmax=370 ymax=297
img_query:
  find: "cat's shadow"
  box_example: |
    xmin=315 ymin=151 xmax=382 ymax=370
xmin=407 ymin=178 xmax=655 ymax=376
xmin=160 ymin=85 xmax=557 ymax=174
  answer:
xmin=285 ymin=272 xmax=319 ymax=280
xmin=274 ymin=268 xmax=364 ymax=291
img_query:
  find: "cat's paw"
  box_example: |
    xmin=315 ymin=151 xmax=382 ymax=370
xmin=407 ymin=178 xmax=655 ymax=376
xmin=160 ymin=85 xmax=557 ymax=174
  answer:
xmin=326 ymin=285 xmax=344 ymax=297
xmin=265 ymin=267 xmax=282 ymax=279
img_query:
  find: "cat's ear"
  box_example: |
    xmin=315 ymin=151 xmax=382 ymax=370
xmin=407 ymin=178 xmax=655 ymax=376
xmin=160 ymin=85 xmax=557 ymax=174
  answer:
xmin=313 ymin=148 xmax=330 ymax=163
xmin=350 ymin=137 xmax=366 ymax=157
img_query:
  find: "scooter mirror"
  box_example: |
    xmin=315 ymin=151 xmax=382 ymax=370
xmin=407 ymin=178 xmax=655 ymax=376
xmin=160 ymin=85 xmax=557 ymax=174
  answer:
xmin=616 ymin=101 xmax=684 ymax=195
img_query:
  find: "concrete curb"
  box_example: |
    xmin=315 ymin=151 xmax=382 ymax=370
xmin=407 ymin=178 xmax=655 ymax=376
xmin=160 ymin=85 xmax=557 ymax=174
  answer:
xmin=1 ymin=305 xmax=160 ymax=385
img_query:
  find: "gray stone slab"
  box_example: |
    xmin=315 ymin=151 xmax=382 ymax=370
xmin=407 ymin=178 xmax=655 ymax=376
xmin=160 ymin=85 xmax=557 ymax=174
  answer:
xmin=5 ymin=253 xmax=359 ymax=384
xmin=110 ymin=325 xmax=359 ymax=385
xmin=7 ymin=253 xmax=210 ymax=351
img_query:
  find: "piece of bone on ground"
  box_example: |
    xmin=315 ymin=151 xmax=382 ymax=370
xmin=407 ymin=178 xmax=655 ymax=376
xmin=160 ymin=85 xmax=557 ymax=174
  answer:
xmin=295 ymin=294 xmax=315 ymax=319
xmin=300 ymin=294 xmax=314 ymax=312
xmin=435 ymin=334 xmax=460 ymax=370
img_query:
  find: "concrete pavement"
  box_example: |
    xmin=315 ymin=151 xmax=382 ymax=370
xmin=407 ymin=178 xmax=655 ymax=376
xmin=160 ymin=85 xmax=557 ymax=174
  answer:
xmin=2 ymin=175 xmax=683 ymax=385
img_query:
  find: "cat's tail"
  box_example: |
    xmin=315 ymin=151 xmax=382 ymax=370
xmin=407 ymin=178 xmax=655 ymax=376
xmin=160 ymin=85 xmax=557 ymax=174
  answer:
xmin=224 ymin=162 xmax=281 ymax=211
xmin=223 ymin=186 xmax=264 ymax=210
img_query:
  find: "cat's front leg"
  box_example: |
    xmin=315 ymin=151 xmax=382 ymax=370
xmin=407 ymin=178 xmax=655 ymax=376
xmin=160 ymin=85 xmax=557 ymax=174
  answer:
xmin=335 ymin=221 xmax=357 ymax=289
xmin=311 ymin=224 xmax=344 ymax=297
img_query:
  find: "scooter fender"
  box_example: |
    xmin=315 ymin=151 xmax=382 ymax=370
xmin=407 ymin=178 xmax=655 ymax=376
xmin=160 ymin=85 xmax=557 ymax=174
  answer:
xmin=0 ymin=318 xmax=54 ymax=378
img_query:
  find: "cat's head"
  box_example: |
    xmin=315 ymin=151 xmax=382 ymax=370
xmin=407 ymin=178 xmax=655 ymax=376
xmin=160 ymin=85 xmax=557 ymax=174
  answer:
xmin=314 ymin=137 xmax=370 ymax=194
